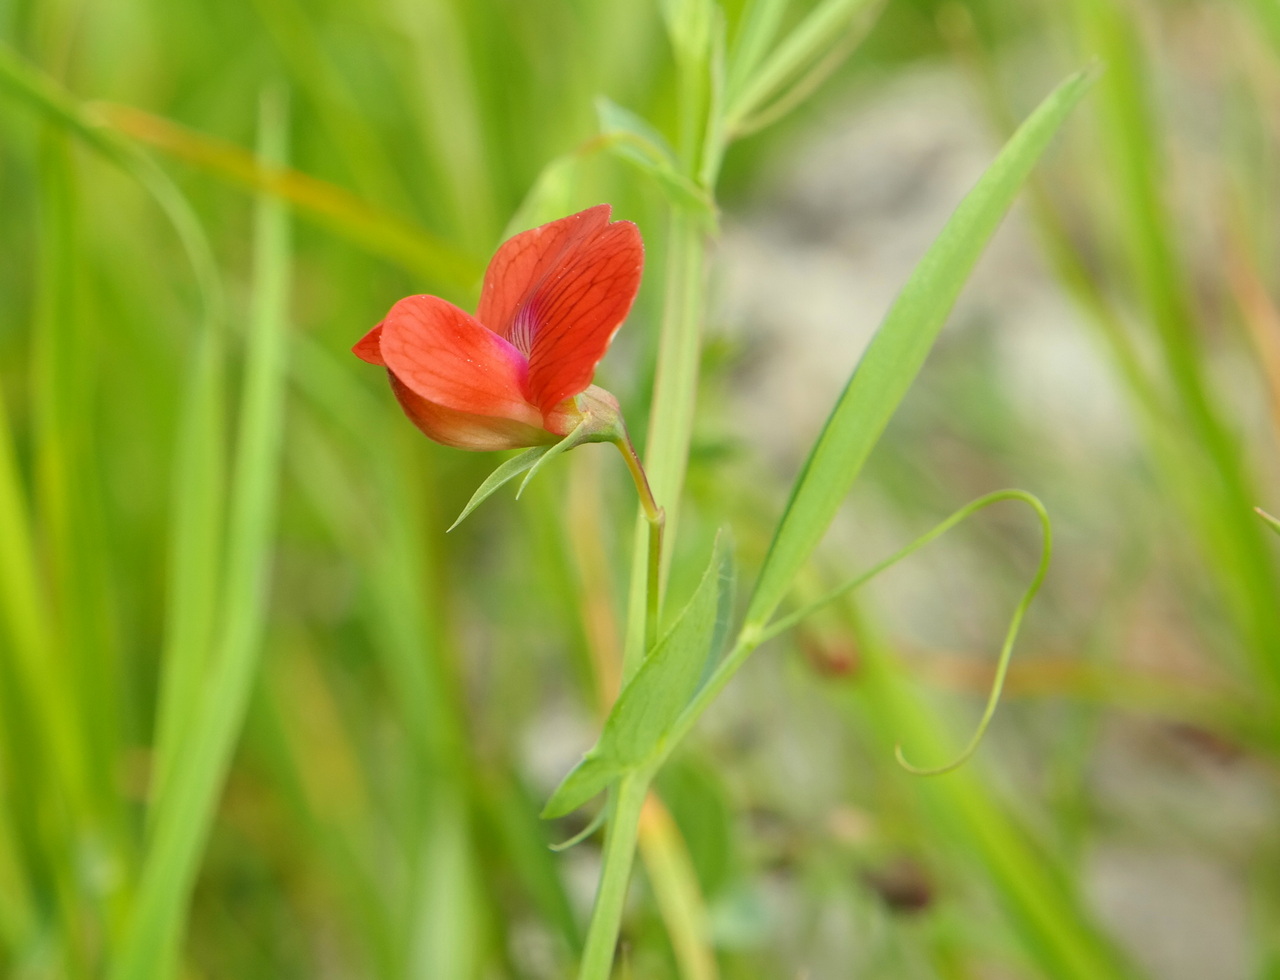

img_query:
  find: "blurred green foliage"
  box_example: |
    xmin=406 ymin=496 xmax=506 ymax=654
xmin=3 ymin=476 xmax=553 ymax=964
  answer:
xmin=1 ymin=0 xmax=1279 ymax=978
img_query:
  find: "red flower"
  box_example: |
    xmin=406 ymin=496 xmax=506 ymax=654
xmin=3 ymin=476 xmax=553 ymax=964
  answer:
xmin=354 ymin=204 xmax=643 ymax=451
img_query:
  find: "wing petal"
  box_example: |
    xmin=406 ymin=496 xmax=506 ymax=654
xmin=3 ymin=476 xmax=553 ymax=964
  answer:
xmin=378 ymin=295 xmax=541 ymax=426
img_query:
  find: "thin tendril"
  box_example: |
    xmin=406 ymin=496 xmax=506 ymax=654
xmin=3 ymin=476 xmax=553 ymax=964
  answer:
xmin=756 ymin=489 xmax=1053 ymax=777
xmin=614 ymin=432 xmax=665 ymax=655
xmin=896 ymin=493 xmax=1050 ymax=775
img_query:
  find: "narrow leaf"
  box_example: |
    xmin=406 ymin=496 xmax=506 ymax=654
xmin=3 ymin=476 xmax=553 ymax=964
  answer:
xmin=543 ymin=537 xmax=730 ymax=818
xmin=596 ymin=97 xmax=679 ymax=167
xmin=516 ymin=422 xmax=593 ymax=498
xmin=542 ymin=755 xmax=619 ymax=822
xmin=595 ymin=99 xmax=716 ymax=221
xmin=726 ymin=0 xmax=880 ymax=130
xmin=744 ymin=67 xmax=1095 ymax=632
xmin=448 ymin=446 xmax=551 ymax=532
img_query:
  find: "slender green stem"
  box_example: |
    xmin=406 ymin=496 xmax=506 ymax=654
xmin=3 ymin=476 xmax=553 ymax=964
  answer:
xmin=645 ymin=519 xmax=663 ymax=656
xmin=614 ymin=434 xmax=665 ymax=657
xmin=577 ymin=772 xmax=650 ymax=980
xmin=623 ymin=213 xmax=706 ymax=680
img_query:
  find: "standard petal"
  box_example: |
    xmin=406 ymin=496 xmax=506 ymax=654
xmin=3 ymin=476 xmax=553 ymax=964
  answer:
xmin=476 ymin=204 xmax=613 ymax=342
xmin=389 ymin=374 xmax=554 ymax=451
xmin=378 ymin=294 xmax=542 ymax=426
xmin=524 ymin=219 xmax=643 ymax=415
xmin=352 ymin=322 xmax=386 ymax=365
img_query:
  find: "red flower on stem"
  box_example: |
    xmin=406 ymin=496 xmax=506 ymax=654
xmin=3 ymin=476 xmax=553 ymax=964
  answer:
xmin=353 ymin=204 xmax=643 ymax=451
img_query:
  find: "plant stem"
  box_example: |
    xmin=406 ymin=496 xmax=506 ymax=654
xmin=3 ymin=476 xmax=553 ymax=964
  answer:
xmin=577 ymin=771 xmax=650 ymax=980
xmin=614 ymin=433 xmax=665 ymax=657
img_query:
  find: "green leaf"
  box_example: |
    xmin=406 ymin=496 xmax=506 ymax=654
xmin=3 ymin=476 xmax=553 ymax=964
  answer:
xmin=447 ymin=446 xmax=552 ymax=532
xmin=595 ymin=98 xmax=717 ymax=222
xmin=516 ymin=421 xmax=594 ymax=498
xmin=730 ymin=0 xmax=881 ymax=139
xmin=543 ymin=537 xmax=732 ymax=818
xmin=744 ymin=67 xmax=1096 ymax=633
xmin=597 ymin=96 xmax=679 ymax=167
xmin=542 ymin=756 xmax=618 ymax=823
xmin=726 ymin=0 xmax=881 ymax=131
xmin=449 ymin=419 xmax=612 ymax=532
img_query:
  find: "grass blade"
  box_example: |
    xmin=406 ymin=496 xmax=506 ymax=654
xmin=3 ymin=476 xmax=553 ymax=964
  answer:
xmin=96 ymin=102 xmax=481 ymax=292
xmin=110 ymin=88 xmax=293 ymax=980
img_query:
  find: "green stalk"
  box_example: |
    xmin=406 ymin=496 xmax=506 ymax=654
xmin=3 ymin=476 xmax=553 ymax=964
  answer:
xmin=577 ymin=772 xmax=651 ymax=980
xmin=624 ymin=213 xmax=707 ymax=676
xmin=1075 ymin=0 xmax=1280 ymax=696
xmin=615 ymin=433 xmax=666 ymax=655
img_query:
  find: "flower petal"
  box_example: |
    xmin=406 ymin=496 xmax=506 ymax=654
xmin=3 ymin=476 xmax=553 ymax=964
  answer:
xmin=477 ymin=204 xmax=613 ymax=342
xmin=524 ymin=219 xmax=643 ymax=415
xmin=388 ymin=374 xmax=553 ymax=451
xmin=378 ymin=294 xmax=542 ymax=426
xmin=352 ymin=323 xmax=386 ymax=365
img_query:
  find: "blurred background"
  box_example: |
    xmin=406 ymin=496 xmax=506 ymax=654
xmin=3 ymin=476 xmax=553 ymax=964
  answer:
xmin=1 ymin=0 xmax=1279 ymax=977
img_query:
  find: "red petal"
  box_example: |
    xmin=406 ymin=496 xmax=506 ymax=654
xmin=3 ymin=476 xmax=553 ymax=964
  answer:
xmin=378 ymin=295 xmax=542 ymax=426
xmin=525 ymin=219 xmax=643 ymax=415
xmin=352 ymin=323 xmax=386 ymax=365
xmin=477 ymin=204 xmax=614 ymax=341
xmin=389 ymin=374 xmax=554 ymax=451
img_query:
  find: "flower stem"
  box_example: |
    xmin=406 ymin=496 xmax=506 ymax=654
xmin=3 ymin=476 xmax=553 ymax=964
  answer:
xmin=614 ymin=433 xmax=664 ymax=656
xmin=577 ymin=771 xmax=650 ymax=980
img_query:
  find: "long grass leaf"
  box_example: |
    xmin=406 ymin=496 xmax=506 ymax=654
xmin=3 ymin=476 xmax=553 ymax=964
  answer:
xmin=110 ymin=88 xmax=293 ymax=980
xmin=96 ymin=103 xmax=481 ymax=291
xmin=1076 ymin=0 xmax=1280 ymax=693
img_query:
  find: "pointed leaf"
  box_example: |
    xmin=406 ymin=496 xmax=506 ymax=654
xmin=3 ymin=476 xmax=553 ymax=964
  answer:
xmin=516 ymin=421 xmax=594 ymax=498
xmin=744 ymin=67 xmax=1096 ymax=632
xmin=543 ymin=537 xmax=731 ymax=818
xmin=595 ymin=98 xmax=716 ymax=222
xmin=448 ymin=446 xmax=551 ymax=531
xmin=726 ymin=0 xmax=881 ymax=130
xmin=596 ymin=97 xmax=679 ymax=168
xmin=542 ymin=755 xmax=619 ymax=821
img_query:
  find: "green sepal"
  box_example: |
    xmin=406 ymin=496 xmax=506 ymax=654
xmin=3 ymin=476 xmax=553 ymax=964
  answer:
xmin=447 ymin=445 xmax=552 ymax=532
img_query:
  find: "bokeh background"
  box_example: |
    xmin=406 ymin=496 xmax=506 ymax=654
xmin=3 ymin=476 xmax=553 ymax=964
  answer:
xmin=2 ymin=0 xmax=1279 ymax=977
